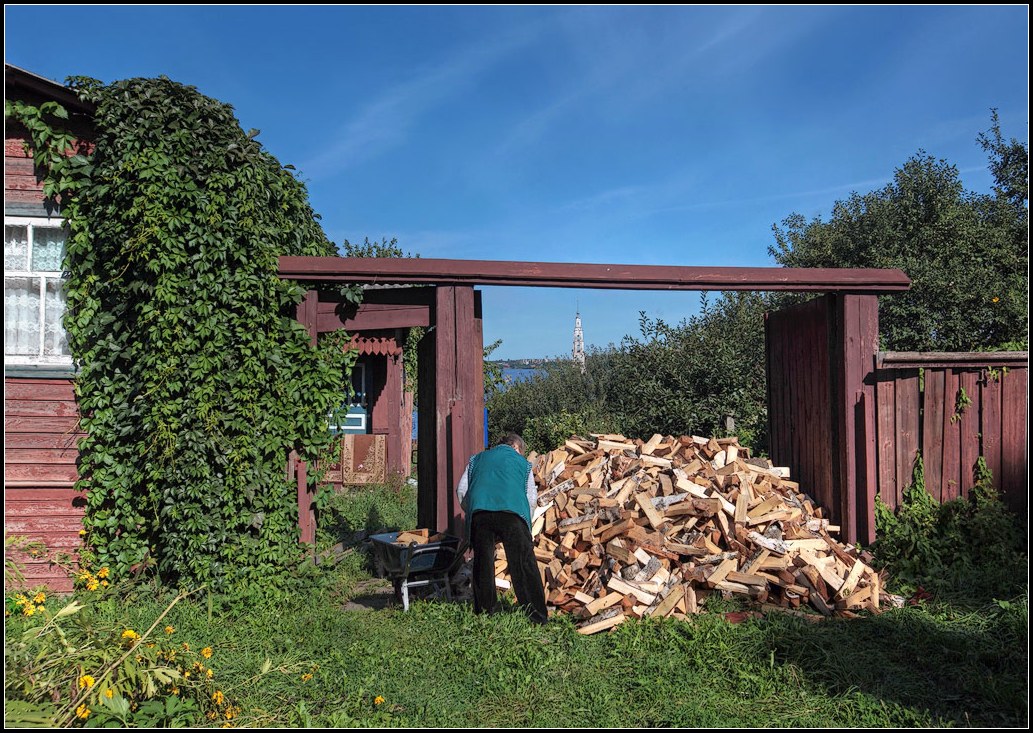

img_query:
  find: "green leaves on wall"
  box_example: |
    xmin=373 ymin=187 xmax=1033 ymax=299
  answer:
xmin=9 ymin=76 xmax=359 ymax=593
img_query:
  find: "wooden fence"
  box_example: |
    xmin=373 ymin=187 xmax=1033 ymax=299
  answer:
xmin=767 ymin=294 xmax=1028 ymax=544
xmin=873 ymin=351 xmax=1028 ymax=515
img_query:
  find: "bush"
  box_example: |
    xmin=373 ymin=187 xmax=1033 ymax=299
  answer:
xmin=486 ymin=357 xmax=616 ymax=449
xmin=872 ymin=455 xmax=1027 ymax=602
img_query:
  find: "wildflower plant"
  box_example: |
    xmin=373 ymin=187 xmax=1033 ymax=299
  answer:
xmin=3 ymin=584 xmax=239 ymax=728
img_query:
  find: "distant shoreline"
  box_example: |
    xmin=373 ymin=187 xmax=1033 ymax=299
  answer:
xmin=489 ymin=358 xmax=563 ymax=369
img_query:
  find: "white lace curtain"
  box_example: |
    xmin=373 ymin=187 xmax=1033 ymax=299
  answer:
xmin=4 ymin=223 xmax=70 ymax=360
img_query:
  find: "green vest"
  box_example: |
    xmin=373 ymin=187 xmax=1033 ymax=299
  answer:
xmin=465 ymin=444 xmax=533 ymax=530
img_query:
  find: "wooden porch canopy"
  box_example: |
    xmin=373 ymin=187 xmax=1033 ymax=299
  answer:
xmin=280 ymin=256 xmax=910 ymax=546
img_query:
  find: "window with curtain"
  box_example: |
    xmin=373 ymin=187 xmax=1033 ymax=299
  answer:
xmin=4 ymin=217 xmax=71 ymax=365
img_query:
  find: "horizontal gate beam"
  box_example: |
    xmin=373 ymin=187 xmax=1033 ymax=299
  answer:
xmin=280 ymin=257 xmax=910 ymax=293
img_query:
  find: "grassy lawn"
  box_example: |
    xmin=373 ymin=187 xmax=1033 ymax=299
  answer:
xmin=5 ymin=482 xmax=1028 ymax=728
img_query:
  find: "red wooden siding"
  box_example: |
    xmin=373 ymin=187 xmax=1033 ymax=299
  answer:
xmin=874 ymin=353 xmax=1028 ymax=516
xmin=5 ymin=134 xmax=45 ymax=203
xmin=4 ymin=378 xmax=86 ymax=592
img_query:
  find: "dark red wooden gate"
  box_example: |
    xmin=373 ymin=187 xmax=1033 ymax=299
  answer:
xmin=765 ymin=294 xmax=879 ymax=545
xmin=767 ymin=295 xmax=1028 ymax=545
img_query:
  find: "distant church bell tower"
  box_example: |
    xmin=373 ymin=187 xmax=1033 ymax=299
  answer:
xmin=572 ymin=308 xmax=586 ymax=374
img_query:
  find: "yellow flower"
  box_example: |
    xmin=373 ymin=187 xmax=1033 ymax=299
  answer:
xmin=374 ymin=695 xmax=385 ymax=705
xmin=33 ymin=591 xmax=46 ymax=604
xmin=104 ymin=689 xmax=114 ymax=699
xmin=992 ymin=296 xmax=1000 ymax=303
xmin=97 ymin=567 xmax=110 ymax=579
xmin=101 ymin=580 xmax=109 ymax=588
xmin=23 ymin=604 xmax=35 ymax=617
xmin=206 ymin=669 xmax=214 ymax=679
xmin=78 ymin=674 xmax=95 ymax=689
xmin=79 ymin=529 xmax=87 ymax=537
xmin=181 ymin=642 xmax=190 ymax=652
xmin=164 ymin=625 xmax=175 ymax=635
xmin=201 ymin=646 xmax=213 ymax=659
xmin=301 ymin=673 xmax=313 ymax=682
xmin=212 ymin=690 xmax=225 ymax=706
xmin=87 ymin=578 xmax=100 ymax=591
xmin=14 ymin=594 xmax=28 ymax=606
xmin=170 ymin=686 xmax=180 ymax=696
xmin=121 ymin=629 xmax=141 ymax=643
xmin=76 ymin=704 xmax=90 ymax=720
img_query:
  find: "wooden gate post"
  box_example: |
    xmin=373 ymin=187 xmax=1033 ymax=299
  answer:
xmin=416 ymin=286 xmax=484 ymax=535
xmin=831 ymin=294 xmax=879 ymax=546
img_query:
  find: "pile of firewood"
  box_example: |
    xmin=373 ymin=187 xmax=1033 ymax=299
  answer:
xmin=492 ymin=433 xmax=898 ymax=634
xmin=392 ymin=529 xmax=449 ymax=545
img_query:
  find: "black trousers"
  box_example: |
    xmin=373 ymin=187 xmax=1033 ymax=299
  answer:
xmin=470 ymin=511 xmax=548 ymax=624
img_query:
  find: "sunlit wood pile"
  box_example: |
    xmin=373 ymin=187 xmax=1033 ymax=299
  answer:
xmin=492 ymin=433 xmax=897 ymax=634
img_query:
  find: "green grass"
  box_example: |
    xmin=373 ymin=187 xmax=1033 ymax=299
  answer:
xmin=5 ymin=483 xmax=1028 ymax=728
xmin=61 ymin=584 xmax=1025 ymax=728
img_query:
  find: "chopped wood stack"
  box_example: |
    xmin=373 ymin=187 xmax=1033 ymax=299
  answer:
xmin=492 ymin=433 xmax=891 ymax=634
xmin=394 ymin=529 xmax=449 ymax=545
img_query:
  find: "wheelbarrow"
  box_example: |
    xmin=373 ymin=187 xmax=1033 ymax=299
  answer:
xmin=369 ymin=531 xmax=467 ymax=611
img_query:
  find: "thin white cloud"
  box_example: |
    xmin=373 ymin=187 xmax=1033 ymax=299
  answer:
xmin=298 ymin=24 xmax=540 ymax=180
xmin=487 ymin=7 xmax=816 ymax=163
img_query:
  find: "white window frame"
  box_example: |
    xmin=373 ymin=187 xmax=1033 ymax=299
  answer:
xmin=4 ymin=215 xmax=73 ymax=367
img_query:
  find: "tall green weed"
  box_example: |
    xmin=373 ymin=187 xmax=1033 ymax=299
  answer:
xmin=873 ymin=455 xmax=1027 ymax=602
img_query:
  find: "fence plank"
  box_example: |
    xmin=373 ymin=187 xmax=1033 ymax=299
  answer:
xmin=922 ymin=369 xmax=946 ymax=502
xmin=1000 ymin=368 xmax=1027 ymax=515
xmin=875 ymin=368 xmax=897 ymax=508
xmin=957 ymin=370 xmax=982 ymax=498
xmin=980 ymin=372 xmax=1003 ymax=496
xmin=894 ymin=369 xmax=921 ymax=504
xmin=940 ymin=369 xmax=963 ymax=503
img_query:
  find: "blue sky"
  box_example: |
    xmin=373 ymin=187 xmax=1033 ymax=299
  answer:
xmin=5 ymin=5 xmax=1028 ymax=359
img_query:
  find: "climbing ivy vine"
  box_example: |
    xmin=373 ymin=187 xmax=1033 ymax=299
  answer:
xmin=8 ymin=76 xmax=359 ymax=593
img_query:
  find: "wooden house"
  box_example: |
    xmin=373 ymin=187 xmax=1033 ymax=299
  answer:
xmin=5 ymin=65 xmax=97 ymax=591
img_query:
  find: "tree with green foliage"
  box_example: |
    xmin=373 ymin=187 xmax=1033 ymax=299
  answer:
xmin=602 ymin=292 xmax=770 ymax=450
xmin=341 ymin=236 xmax=414 ymax=259
xmin=8 ymin=76 xmax=358 ymax=594
xmin=487 ymin=114 xmax=1026 ymax=456
xmin=770 ymin=113 xmax=1028 ymax=351
xmin=486 ymin=354 xmax=617 ymax=453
